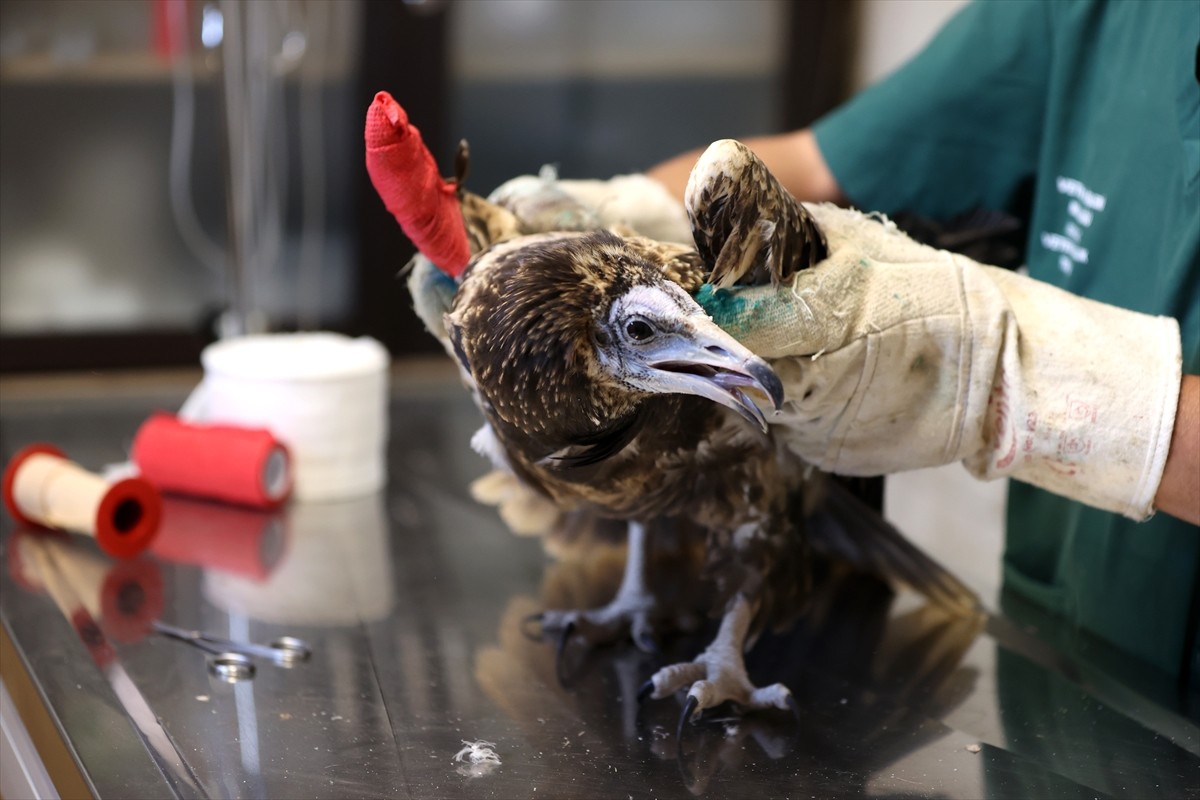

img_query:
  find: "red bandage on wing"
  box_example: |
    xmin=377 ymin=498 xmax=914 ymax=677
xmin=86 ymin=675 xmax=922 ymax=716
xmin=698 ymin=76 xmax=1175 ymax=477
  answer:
xmin=365 ymin=91 xmax=470 ymax=278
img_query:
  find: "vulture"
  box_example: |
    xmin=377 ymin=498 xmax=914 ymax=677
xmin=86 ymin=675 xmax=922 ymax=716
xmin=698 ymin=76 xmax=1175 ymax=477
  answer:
xmin=365 ymin=92 xmax=975 ymax=732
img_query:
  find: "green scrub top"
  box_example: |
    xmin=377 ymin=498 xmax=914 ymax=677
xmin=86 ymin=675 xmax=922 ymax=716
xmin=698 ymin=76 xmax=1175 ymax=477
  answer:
xmin=814 ymin=0 xmax=1200 ymax=684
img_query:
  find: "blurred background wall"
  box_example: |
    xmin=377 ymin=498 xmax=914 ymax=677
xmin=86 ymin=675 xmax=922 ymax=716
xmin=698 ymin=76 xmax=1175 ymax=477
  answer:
xmin=0 ymin=0 xmax=966 ymax=372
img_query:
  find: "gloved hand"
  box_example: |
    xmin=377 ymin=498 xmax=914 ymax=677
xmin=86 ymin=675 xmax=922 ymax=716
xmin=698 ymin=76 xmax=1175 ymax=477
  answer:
xmin=489 ymin=166 xmax=693 ymax=244
xmin=700 ymin=203 xmax=1183 ymax=520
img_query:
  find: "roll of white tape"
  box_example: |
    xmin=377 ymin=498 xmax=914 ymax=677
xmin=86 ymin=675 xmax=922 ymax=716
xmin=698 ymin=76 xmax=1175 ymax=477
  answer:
xmin=187 ymin=333 xmax=390 ymax=501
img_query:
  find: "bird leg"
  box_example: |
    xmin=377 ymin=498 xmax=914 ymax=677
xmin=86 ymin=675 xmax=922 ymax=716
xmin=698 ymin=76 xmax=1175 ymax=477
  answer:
xmin=638 ymin=594 xmax=797 ymax=725
xmin=535 ymin=520 xmax=658 ymax=653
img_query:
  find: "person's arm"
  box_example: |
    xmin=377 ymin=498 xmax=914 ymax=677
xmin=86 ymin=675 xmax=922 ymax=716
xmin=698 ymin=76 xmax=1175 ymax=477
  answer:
xmin=647 ymin=129 xmax=845 ymax=206
xmin=1156 ymin=375 xmax=1200 ymax=525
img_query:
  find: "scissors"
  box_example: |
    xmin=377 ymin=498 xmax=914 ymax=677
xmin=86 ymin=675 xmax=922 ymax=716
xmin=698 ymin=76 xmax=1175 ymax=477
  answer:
xmin=153 ymin=620 xmax=311 ymax=668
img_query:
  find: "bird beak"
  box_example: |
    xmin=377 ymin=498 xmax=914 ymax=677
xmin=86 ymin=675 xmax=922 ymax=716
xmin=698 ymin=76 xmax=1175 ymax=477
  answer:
xmin=644 ymin=316 xmax=783 ymax=432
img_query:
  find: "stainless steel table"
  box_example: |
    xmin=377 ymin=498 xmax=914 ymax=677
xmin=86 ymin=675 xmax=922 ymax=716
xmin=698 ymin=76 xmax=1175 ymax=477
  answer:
xmin=1 ymin=366 xmax=1196 ymax=799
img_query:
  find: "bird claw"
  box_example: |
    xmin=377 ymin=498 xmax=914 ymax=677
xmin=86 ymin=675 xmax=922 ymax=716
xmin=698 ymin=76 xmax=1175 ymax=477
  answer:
xmin=554 ymin=620 xmax=577 ymax=687
xmin=653 ymin=673 xmax=798 ymax=754
xmin=676 ymin=694 xmax=700 ymax=745
xmin=786 ymin=693 xmax=802 ymax=728
xmin=526 ymin=604 xmax=658 ymax=651
xmin=639 ymin=597 xmax=797 ymax=728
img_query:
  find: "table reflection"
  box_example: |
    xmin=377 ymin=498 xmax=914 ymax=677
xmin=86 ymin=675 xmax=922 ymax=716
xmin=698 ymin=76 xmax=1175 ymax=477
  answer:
xmin=202 ymin=493 xmax=392 ymax=625
xmin=2 ymin=380 xmax=1196 ymax=799
xmin=9 ymin=526 xmax=162 ymax=650
xmin=153 ymin=496 xmax=286 ymax=582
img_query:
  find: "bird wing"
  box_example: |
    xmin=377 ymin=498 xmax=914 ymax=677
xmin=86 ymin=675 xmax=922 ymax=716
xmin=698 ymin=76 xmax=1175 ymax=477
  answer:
xmin=460 ymin=190 xmax=526 ymax=258
xmin=685 ymin=139 xmax=827 ymax=289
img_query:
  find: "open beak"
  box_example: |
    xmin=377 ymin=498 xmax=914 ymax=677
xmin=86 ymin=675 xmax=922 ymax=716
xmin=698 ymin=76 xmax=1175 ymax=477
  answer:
xmin=643 ymin=316 xmax=783 ymax=432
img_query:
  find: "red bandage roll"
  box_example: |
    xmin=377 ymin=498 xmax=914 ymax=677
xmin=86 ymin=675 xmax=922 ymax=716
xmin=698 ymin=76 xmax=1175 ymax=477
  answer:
xmin=153 ymin=496 xmax=287 ymax=581
xmin=3 ymin=444 xmax=161 ymax=559
xmin=132 ymin=413 xmax=292 ymax=509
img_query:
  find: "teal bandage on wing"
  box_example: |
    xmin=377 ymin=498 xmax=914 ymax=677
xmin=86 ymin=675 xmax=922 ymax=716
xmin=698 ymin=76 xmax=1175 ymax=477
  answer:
xmin=695 ymin=283 xmax=790 ymax=340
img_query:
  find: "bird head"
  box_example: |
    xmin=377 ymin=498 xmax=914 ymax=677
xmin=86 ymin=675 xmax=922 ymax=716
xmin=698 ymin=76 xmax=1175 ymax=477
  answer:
xmin=446 ymin=230 xmax=783 ymax=459
xmin=596 ymin=274 xmax=784 ymax=432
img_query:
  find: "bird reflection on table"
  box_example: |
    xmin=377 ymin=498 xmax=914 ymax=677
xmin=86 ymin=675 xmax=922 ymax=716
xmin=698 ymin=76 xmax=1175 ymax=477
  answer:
xmin=472 ymin=505 xmax=984 ymax=796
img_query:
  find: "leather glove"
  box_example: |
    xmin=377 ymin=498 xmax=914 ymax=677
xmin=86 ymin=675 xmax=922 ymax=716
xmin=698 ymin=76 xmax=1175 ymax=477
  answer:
xmin=700 ymin=203 xmax=1183 ymax=520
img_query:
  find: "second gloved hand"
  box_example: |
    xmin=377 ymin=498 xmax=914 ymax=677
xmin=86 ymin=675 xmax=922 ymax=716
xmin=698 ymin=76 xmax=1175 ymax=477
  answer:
xmin=699 ymin=204 xmax=1182 ymax=520
xmin=488 ymin=166 xmax=693 ymax=244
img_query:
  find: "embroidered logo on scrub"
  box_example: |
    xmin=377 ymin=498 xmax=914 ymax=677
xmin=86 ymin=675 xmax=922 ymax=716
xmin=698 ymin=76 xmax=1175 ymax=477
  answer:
xmin=1040 ymin=176 xmax=1107 ymax=277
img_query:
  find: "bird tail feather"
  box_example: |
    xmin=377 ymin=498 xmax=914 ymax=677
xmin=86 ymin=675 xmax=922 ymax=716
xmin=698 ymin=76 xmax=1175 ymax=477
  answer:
xmin=807 ymin=478 xmax=981 ymax=616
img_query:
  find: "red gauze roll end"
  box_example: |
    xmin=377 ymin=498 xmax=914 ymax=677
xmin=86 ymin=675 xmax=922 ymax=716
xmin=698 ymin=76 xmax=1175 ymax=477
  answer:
xmin=132 ymin=413 xmax=292 ymax=510
xmin=96 ymin=478 xmax=162 ymax=559
xmin=365 ymin=91 xmax=471 ymax=278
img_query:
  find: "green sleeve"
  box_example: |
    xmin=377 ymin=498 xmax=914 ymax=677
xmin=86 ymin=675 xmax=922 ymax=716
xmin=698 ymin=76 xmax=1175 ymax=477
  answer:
xmin=813 ymin=0 xmax=1052 ymax=219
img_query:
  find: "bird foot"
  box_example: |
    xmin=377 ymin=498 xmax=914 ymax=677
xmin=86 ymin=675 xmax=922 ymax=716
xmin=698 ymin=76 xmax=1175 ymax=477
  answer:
xmin=637 ymin=595 xmax=798 ymax=733
xmin=528 ymin=592 xmax=659 ymax=687
xmin=639 ymin=645 xmax=796 ymax=718
xmin=530 ymin=591 xmax=659 ymax=654
xmin=527 ymin=519 xmax=662 ymax=658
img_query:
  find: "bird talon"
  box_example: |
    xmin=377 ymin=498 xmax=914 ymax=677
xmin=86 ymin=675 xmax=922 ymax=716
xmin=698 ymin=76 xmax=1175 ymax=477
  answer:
xmin=554 ymin=620 xmax=577 ymax=687
xmin=676 ymin=695 xmax=700 ymax=747
xmin=786 ymin=694 xmax=802 ymax=727
xmin=637 ymin=678 xmax=655 ymax=705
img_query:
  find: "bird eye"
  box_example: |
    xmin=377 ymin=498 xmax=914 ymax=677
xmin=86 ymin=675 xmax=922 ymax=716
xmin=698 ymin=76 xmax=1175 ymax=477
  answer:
xmin=624 ymin=318 xmax=655 ymax=342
